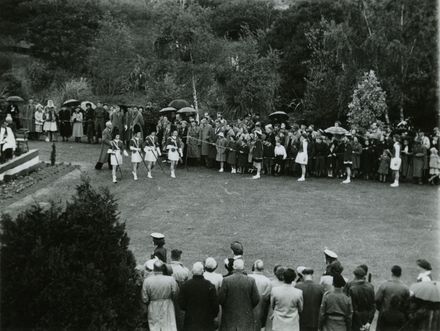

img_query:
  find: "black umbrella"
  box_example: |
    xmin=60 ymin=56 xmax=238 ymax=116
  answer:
xmin=269 ymin=111 xmax=289 ymax=122
xmin=168 ymin=99 xmax=190 ymax=110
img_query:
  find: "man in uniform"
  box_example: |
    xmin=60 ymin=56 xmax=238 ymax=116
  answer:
xmin=151 ymin=232 xmax=167 ymax=263
xmin=95 ymin=121 xmax=113 ymax=170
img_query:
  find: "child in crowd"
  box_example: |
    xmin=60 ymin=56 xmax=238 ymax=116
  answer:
xmin=428 ymin=147 xmax=440 ymax=184
xmin=274 ymin=137 xmax=287 ymax=176
xmin=216 ymin=132 xmax=227 ymax=173
xmin=378 ymin=149 xmax=391 ymax=182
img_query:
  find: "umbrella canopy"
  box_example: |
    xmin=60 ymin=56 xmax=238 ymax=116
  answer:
xmin=325 ymin=126 xmax=348 ymax=135
xmin=269 ymin=111 xmax=288 ymax=118
xmin=159 ymin=107 xmax=176 ymax=113
xmin=63 ymin=99 xmax=80 ymax=107
xmin=410 ymin=281 xmax=440 ymax=302
xmin=6 ymin=96 xmax=24 ymax=102
xmin=80 ymin=101 xmax=96 ymax=111
xmin=168 ymin=99 xmax=190 ymax=110
xmin=177 ymin=107 xmax=197 ymax=114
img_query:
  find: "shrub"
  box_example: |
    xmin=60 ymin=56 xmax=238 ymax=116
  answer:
xmin=0 ymin=179 xmax=142 ymax=330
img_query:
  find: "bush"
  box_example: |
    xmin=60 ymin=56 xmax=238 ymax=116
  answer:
xmin=50 ymin=77 xmax=93 ymax=106
xmin=0 ymin=179 xmax=142 ymax=330
xmin=26 ymin=60 xmax=54 ymax=92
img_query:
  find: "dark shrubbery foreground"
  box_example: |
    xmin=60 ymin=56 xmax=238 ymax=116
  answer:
xmin=0 ymin=179 xmax=143 ymax=330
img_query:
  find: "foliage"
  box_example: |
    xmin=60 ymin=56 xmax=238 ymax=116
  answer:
xmin=347 ymin=70 xmax=388 ymax=129
xmin=88 ymin=14 xmax=137 ymax=96
xmin=50 ymin=78 xmax=93 ymax=107
xmin=0 ymin=179 xmax=142 ymax=330
xmin=26 ymin=60 xmax=53 ymax=92
xmin=23 ymin=0 xmax=101 ymax=71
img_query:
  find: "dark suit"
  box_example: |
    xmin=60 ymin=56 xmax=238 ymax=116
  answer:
xmin=295 ymin=279 xmax=325 ymax=331
xmin=219 ymin=271 xmax=260 ymax=331
xmin=178 ymin=275 xmax=219 ymax=331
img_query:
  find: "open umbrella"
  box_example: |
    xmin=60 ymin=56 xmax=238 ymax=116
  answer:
xmin=6 ymin=96 xmax=24 ymax=102
xmin=177 ymin=107 xmax=197 ymax=114
xmin=269 ymin=111 xmax=289 ymax=122
xmin=168 ymin=99 xmax=190 ymax=110
xmin=159 ymin=107 xmax=176 ymax=113
xmin=63 ymin=99 xmax=80 ymax=107
xmin=80 ymin=101 xmax=96 ymax=111
xmin=410 ymin=281 xmax=440 ymax=302
xmin=325 ymin=126 xmax=348 ymax=135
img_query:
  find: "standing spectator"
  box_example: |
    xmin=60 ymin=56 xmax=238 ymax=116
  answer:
xmin=178 ymin=262 xmax=219 ymax=331
xmin=418 ymin=131 xmax=430 ymax=149
xmin=375 ymin=265 xmax=410 ymax=327
xmin=274 ymin=137 xmax=287 ymax=176
xmin=199 ymin=118 xmax=212 ymax=167
xmin=95 ymin=121 xmax=112 ymax=170
xmin=226 ymin=133 xmax=237 ymax=174
xmin=43 ymin=100 xmax=58 ymax=142
xmin=6 ymin=103 xmax=20 ymax=129
xmin=361 ymin=138 xmax=375 ymax=180
xmin=412 ymin=139 xmax=428 ymax=184
xmin=351 ymin=136 xmax=362 ymax=178
xmin=270 ymin=268 xmax=303 ymax=331
xmin=0 ymin=116 xmax=16 ymax=162
xmin=428 ymin=147 xmax=440 ymax=184
xmin=94 ymin=102 xmax=107 ymax=143
xmin=142 ymin=260 xmax=179 ymax=331
xmin=71 ymin=107 xmax=84 ymax=143
xmin=415 ymin=259 xmax=432 ymax=282
xmin=110 ymin=106 xmax=124 ymax=137
xmin=34 ymin=104 xmax=44 ymax=140
xmin=376 ymin=295 xmax=406 ymax=331
xmin=23 ymin=98 xmax=35 ymax=132
xmin=216 ymin=132 xmax=227 ymax=173
xmin=187 ymin=120 xmax=201 ymax=165
xmin=58 ymin=106 xmax=72 ymax=142
xmin=151 ymin=232 xmax=167 ymax=263
xmin=346 ymin=267 xmax=375 ymax=331
xmin=319 ymin=274 xmax=353 ymax=331
xmin=203 ymin=257 xmax=223 ymax=293
xmin=218 ymin=259 xmax=260 ymax=331
xmin=170 ymin=249 xmax=191 ymax=286
xmin=400 ymin=138 xmax=412 ymax=181
xmin=249 ymin=259 xmax=272 ymax=331
xmin=378 ymin=150 xmax=391 ymax=183
xmin=295 ymin=268 xmax=324 ymax=331
xmin=390 ymin=135 xmax=402 ymax=187
xmin=342 ymin=134 xmax=354 ymax=184
xmin=252 ymin=131 xmax=264 ymax=179
xmin=84 ymin=103 xmax=95 ymax=144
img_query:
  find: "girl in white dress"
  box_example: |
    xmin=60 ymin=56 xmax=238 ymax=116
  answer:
xmin=143 ymin=131 xmax=161 ymax=179
xmin=130 ymin=131 xmax=142 ymax=181
xmin=109 ymin=133 xmax=128 ymax=183
xmin=390 ymin=135 xmax=402 ymax=187
xmin=166 ymin=130 xmax=183 ymax=178
xmin=295 ymin=133 xmax=308 ymax=181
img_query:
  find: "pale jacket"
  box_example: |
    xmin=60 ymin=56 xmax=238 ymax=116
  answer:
xmin=270 ymin=284 xmax=303 ymax=331
xmin=0 ymin=126 xmax=16 ymax=150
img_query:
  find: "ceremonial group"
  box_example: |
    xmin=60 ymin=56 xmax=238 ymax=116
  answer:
xmin=1 ymin=99 xmax=440 ymax=186
xmin=138 ymin=232 xmax=438 ymax=331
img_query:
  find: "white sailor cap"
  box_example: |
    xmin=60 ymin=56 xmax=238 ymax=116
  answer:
xmin=150 ymin=232 xmax=165 ymax=239
xmin=324 ymin=249 xmax=338 ymax=259
xmin=296 ymin=266 xmax=306 ymax=276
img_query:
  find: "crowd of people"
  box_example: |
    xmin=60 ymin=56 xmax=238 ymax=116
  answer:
xmin=137 ymin=232 xmax=438 ymax=331
xmin=1 ymin=99 xmax=440 ymax=188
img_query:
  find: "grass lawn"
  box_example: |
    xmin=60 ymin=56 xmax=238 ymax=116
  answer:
xmin=20 ymin=141 xmax=440 ymax=288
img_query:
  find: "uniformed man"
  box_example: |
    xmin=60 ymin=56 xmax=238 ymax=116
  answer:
xmin=95 ymin=121 xmax=113 ymax=170
xmin=320 ymin=248 xmax=340 ymax=291
xmin=151 ymin=232 xmax=167 ymax=263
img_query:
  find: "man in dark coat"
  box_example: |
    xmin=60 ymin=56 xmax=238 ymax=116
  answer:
xmin=95 ymin=121 xmax=112 ymax=170
xmin=295 ymin=268 xmax=325 ymax=331
xmin=219 ymin=259 xmax=260 ymax=331
xmin=94 ymin=102 xmax=107 ymax=143
xmin=375 ymin=265 xmax=410 ymax=331
xmin=346 ymin=267 xmax=375 ymax=331
xmin=178 ymin=262 xmax=219 ymax=331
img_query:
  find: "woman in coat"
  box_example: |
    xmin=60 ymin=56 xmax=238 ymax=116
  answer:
xmin=412 ymin=140 xmax=428 ymax=184
xmin=58 ymin=106 xmax=72 ymax=141
xmin=270 ymin=268 xmax=303 ymax=331
xmin=71 ymin=107 xmax=84 ymax=143
xmin=351 ymin=136 xmax=363 ymax=178
xmin=187 ymin=121 xmax=201 ymax=164
xmin=401 ymin=138 xmax=413 ymax=180
xmin=226 ymin=133 xmax=237 ymax=174
xmin=216 ymin=132 xmax=227 ymax=172
xmin=199 ymin=119 xmax=212 ymax=166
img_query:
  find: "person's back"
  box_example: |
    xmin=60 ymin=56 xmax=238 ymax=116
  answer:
xmin=249 ymin=260 xmax=272 ymax=331
xmin=376 ymin=266 xmax=410 ymax=317
xmin=178 ymin=262 xmax=219 ymax=331
xmin=219 ymin=260 xmax=260 ymax=331
xmin=295 ymin=268 xmax=324 ymax=331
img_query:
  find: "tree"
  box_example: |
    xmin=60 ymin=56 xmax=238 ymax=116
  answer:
xmin=1 ymin=179 xmax=142 ymax=330
xmin=88 ymin=15 xmax=137 ymax=96
xmin=23 ymin=0 xmax=102 ymax=72
xmin=347 ymin=70 xmax=388 ymax=129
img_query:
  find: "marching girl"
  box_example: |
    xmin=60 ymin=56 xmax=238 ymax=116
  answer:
xmin=295 ymin=133 xmax=309 ymax=181
xmin=130 ymin=131 xmax=142 ymax=181
xmin=109 ymin=133 xmax=128 ymax=183
xmin=143 ymin=131 xmax=161 ymax=179
xmin=166 ymin=130 xmax=183 ymax=178
xmin=390 ymin=135 xmax=402 ymax=187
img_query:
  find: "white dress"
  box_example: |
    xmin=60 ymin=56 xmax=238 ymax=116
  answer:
xmin=144 ymin=136 xmax=159 ymax=162
xmin=130 ymin=138 xmax=142 ymax=163
xmin=109 ymin=140 xmax=123 ymax=166
xmin=295 ymin=140 xmax=308 ymax=165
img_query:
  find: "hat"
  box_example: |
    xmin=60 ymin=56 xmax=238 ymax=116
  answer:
xmin=296 ymin=266 xmax=306 ymax=277
xmin=353 ymin=267 xmax=367 ymax=278
xmin=205 ymin=257 xmax=218 ymax=270
xmin=231 ymin=241 xmax=243 ymax=255
xmin=46 ymin=99 xmax=54 ymax=108
xmin=416 ymin=259 xmax=432 ymax=271
xmin=324 ymin=249 xmax=338 ymax=259
xmin=151 ymin=232 xmax=165 ymax=239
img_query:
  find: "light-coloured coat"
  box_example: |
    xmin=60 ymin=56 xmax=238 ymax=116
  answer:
xmin=270 ymin=284 xmax=303 ymax=331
